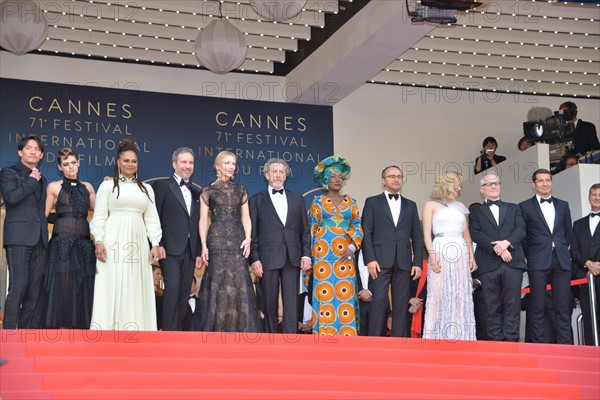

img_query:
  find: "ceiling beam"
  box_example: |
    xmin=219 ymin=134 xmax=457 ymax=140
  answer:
xmin=284 ymin=0 xmax=437 ymax=105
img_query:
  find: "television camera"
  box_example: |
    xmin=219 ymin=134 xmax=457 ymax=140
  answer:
xmin=523 ymin=109 xmax=577 ymax=174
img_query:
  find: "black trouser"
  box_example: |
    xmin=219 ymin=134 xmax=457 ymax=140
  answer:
xmin=4 ymin=241 xmax=47 ymax=329
xmin=260 ymin=259 xmax=299 ymax=334
xmin=578 ymin=277 xmax=600 ymax=345
xmin=368 ymin=265 xmax=411 ymax=337
xmin=480 ymin=265 xmax=523 ymax=341
xmin=160 ymin=243 xmax=195 ymax=331
xmin=529 ymin=252 xmax=574 ymax=344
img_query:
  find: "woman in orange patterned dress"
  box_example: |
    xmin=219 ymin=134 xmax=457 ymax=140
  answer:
xmin=310 ymin=156 xmax=363 ymax=335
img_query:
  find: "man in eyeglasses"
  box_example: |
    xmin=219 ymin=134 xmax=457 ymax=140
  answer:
xmin=469 ymin=171 xmax=526 ymax=341
xmin=361 ymin=165 xmax=423 ymax=337
xmin=519 ymin=168 xmax=573 ymax=344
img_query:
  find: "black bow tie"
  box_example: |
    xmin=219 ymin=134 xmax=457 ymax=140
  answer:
xmin=179 ymin=179 xmax=191 ymax=189
xmin=388 ymin=193 xmax=399 ymax=200
xmin=272 ymin=188 xmax=284 ymax=195
xmin=540 ymin=197 xmax=553 ymax=204
xmin=487 ymin=200 xmax=500 ymax=207
xmin=591 ymin=212 xmax=600 ymax=218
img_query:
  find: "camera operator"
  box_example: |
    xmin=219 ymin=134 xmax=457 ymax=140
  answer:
xmin=559 ymin=101 xmax=599 ymax=156
xmin=474 ymin=136 xmax=506 ymax=174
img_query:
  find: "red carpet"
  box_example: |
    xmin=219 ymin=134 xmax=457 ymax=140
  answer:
xmin=1 ymin=330 xmax=598 ymax=399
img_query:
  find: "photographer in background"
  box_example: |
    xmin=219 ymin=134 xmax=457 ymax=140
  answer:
xmin=474 ymin=136 xmax=507 ymax=174
xmin=559 ymin=101 xmax=599 ymax=156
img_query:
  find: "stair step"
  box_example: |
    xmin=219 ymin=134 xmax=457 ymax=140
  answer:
xmin=0 ymin=330 xmax=596 ymax=400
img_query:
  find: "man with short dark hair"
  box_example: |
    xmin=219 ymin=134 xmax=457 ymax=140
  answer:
xmin=361 ymin=165 xmax=423 ymax=337
xmin=571 ymin=183 xmax=600 ymax=345
xmin=559 ymin=101 xmax=599 ymax=156
xmin=563 ymin=154 xmax=579 ymax=170
xmin=153 ymin=147 xmax=202 ymax=330
xmin=0 ymin=135 xmax=48 ymax=329
xmin=519 ymin=168 xmax=573 ymax=344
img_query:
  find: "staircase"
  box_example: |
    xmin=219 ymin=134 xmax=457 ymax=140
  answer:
xmin=1 ymin=329 xmax=599 ymax=399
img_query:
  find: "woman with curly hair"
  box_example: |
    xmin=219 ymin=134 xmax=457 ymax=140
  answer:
xmin=422 ymin=171 xmax=476 ymax=340
xmin=90 ymin=139 xmax=162 ymax=330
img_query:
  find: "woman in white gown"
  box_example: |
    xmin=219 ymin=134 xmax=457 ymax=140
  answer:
xmin=422 ymin=171 xmax=476 ymax=341
xmin=90 ymin=139 xmax=162 ymax=330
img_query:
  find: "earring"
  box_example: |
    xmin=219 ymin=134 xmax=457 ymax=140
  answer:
xmin=216 ymin=169 xmax=221 ymax=179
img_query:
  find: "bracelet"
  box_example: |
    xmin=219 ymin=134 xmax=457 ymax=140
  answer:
xmin=94 ymin=241 xmax=103 ymax=245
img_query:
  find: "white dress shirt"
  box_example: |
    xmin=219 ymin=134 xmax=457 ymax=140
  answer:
xmin=357 ymin=251 xmax=369 ymax=293
xmin=173 ymin=173 xmax=192 ymax=215
xmin=269 ymin=185 xmax=288 ymax=226
xmin=590 ymin=212 xmax=600 ymax=236
xmin=486 ymin=198 xmax=500 ymax=225
xmin=536 ymin=194 xmax=555 ymax=234
xmin=384 ymin=191 xmax=401 ymax=226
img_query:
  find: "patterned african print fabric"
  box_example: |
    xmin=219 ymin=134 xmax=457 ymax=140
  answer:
xmin=310 ymin=194 xmax=363 ymax=335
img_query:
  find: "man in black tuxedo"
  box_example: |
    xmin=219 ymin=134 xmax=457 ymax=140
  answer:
xmin=153 ymin=147 xmax=202 ymax=330
xmin=559 ymin=101 xmax=599 ymax=156
xmin=469 ymin=171 xmax=526 ymax=342
xmin=519 ymin=168 xmax=574 ymax=344
xmin=0 ymin=135 xmax=48 ymax=329
xmin=362 ymin=165 xmax=423 ymax=337
xmin=249 ymin=158 xmax=311 ymax=334
xmin=571 ymin=183 xmax=600 ymax=345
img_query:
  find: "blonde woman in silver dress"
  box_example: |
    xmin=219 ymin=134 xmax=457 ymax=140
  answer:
xmin=422 ymin=171 xmax=476 ymax=341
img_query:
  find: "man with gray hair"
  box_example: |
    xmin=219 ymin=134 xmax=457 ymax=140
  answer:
xmin=469 ymin=171 xmax=526 ymax=341
xmin=249 ymin=158 xmax=311 ymax=334
xmin=153 ymin=147 xmax=202 ymax=330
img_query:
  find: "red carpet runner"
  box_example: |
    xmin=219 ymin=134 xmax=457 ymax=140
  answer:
xmin=1 ymin=330 xmax=599 ymax=399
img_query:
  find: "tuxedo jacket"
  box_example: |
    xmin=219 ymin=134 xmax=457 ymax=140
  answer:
xmin=571 ymin=215 xmax=600 ymax=279
xmin=573 ymin=119 xmax=599 ymax=156
xmin=519 ymin=196 xmax=572 ymax=271
xmin=153 ymin=177 xmax=201 ymax=257
xmin=469 ymin=200 xmax=526 ymax=274
xmin=0 ymin=162 xmax=48 ymax=247
xmin=249 ymin=189 xmax=311 ymax=270
xmin=361 ymin=194 xmax=423 ymax=270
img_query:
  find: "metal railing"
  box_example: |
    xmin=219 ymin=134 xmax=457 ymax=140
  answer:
xmin=589 ymin=274 xmax=599 ymax=346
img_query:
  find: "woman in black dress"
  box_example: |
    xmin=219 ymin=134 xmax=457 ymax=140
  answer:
xmin=196 ymin=150 xmax=261 ymax=332
xmin=34 ymin=148 xmax=96 ymax=328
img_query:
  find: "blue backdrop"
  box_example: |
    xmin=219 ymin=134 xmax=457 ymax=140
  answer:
xmin=0 ymin=78 xmax=333 ymax=201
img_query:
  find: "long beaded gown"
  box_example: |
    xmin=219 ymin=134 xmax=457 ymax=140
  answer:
xmin=195 ymin=180 xmax=261 ymax=332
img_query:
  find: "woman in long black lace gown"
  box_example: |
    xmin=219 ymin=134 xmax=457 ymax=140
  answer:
xmin=34 ymin=148 xmax=96 ymax=328
xmin=195 ymin=151 xmax=261 ymax=332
